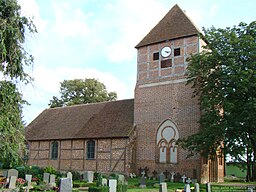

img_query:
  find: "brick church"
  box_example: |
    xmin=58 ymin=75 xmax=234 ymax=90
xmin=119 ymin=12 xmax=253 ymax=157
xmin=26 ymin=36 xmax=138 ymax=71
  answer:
xmin=25 ymin=4 xmax=224 ymax=183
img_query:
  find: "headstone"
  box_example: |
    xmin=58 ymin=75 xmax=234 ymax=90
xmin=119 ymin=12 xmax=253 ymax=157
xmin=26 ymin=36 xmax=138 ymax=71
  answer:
xmin=206 ymin=182 xmax=211 ymax=192
xmin=7 ymin=169 xmax=18 ymax=178
xmin=8 ymin=176 xmax=17 ymax=189
xmin=170 ymin=172 xmax=175 ymax=182
xmin=118 ymin=175 xmax=125 ymax=185
xmin=25 ymin=174 xmax=33 ymax=190
xmin=67 ymin=172 xmax=72 ymax=180
xmin=158 ymin=172 xmax=165 ymax=183
xmin=139 ymin=177 xmax=146 ymax=188
xmin=185 ymin=183 xmax=191 ymax=192
xmin=59 ymin=178 xmax=72 ymax=192
xmin=25 ymin=174 xmax=32 ymax=182
xmin=195 ymin=183 xmax=200 ymax=192
xmin=43 ymin=172 xmax=50 ymax=184
xmin=181 ymin=175 xmax=187 ymax=183
xmin=83 ymin=171 xmax=94 ymax=183
xmin=3 ymin=170 xmax=8 ymax=178
xmin=186 ymin=178 xmax=192 ymax=184
xmin=109 ymin=179 xmax=117 ymax=192
xmin=102 ymin=178 xmax=107 ymax=186
xmin=159 ymin=182 xmax=168 ymax=192
xmin=192 ymin=179 xmax=197 ymax=184
xmin=248 ymin=187 xmax=253 ymax=192
xmin=129 ymin=173 xmax=136 ymax=178
xmin=49 ymin=174 xmax=56 ymax=187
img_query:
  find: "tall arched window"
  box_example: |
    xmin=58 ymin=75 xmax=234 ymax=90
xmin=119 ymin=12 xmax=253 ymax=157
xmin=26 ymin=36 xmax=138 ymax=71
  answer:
xmin=51 ymin=141 xmax=58 ymax=160
xmin=156 ymin=119 xmax=179 ymax=163
xmin=87 ymin=140 xmax=95 ymax=159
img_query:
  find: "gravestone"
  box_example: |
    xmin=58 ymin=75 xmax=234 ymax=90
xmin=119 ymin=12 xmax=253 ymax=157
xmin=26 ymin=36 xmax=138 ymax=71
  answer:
xmin=49 ymin=174 xmax=56 ymax=187
xmin=170 ymin=172 xmax=175 ymax=182
xmin=158 ymin=172 xmax=165 ymax=183
xmin=206 ymin=182 xmax=211 ymax=192
xmin=25 ymin=174 xmax=33 ymax=190
xmin=102 ymin=178 xmax=107 ymax=186
xmin=43 ymin=172 xmax=50 ymax=184
xmin=185 ymin=183 xmax=191 ymax=192
xmin=8 ymin=176 xmax=17 ymax=189
xmin=59 ymin=178 xmax=72 ymax=192
xmin=109 ymin=179 xmax=117 ymax=192
xmin=83 ymin=171 xmax=94 ymax=183
xmin=118 ymin=174 xmax=125 ymax=185
xmin=186 ymin=178 xmax=192 ymax=184
xmin=139 ymin=177 xmax=146 ymax=188
xmin=7 ymin=169 xmax=18 ymax=178
xmin=129 ymin=173 xmax=136 ymax=178
xmin=192 ymin=179 xmax=197 ymax=184
xmin=159 ymin=182 xmax=168 ymax=192
xmin=181 ymin=175 xmax=187 ymax=183
xmin=67 ymin=172 xmax=72 ymax=180
xmin=3 ymin=170 xmax=8 ymax=178
xmin=195 ymin=183 xmax=200 ymax=192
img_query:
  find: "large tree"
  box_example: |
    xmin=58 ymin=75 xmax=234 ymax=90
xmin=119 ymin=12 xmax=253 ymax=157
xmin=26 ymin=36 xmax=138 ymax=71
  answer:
xmin=179 ymin=21 xmax=256 ymax=181
xmin=49 ymin=78 xmax=117 ymax=108
xmin=0 ymin=0 xmax=36 ymax=167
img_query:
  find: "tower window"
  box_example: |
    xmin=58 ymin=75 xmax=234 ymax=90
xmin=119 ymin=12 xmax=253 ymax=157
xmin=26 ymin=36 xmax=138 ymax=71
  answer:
xmin=174 ymin=48 xmax=181 ymax=56
xmin=87 ymin=140 xmax=95 ymax=159
xmin=153 ymin=52 xmax=159 ymax=60
xmin=161 ymin=59 xmax=172 ymax=68
xmin=51 ymin=141 xmax=58 ymax=160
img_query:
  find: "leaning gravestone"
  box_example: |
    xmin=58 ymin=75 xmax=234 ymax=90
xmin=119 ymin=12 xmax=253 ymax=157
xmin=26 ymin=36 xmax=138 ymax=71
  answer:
xmin=158 ymin=172 xmax=165 ymax=183
xmin=109 ymin=179 xmax=117 ymax=192
xmin=8 ymin=176 xmax=17 ymax=189
xmin=59 ymin=178 xmax=72 ymax=192
xmin=159 ymin=182 xmax=168 ymax=192
xmin=43 ymin=172 xmax=50 ymax=184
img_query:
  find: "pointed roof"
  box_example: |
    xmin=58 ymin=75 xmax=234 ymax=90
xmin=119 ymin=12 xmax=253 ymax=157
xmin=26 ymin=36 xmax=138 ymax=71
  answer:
xmin=25 ymin=99 xmax=134 ymax=141
xmin=135 ymin=4 xmax=201 ymax=48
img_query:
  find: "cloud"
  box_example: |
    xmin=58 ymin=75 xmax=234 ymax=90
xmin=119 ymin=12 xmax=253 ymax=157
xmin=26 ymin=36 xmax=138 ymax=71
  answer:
xmin=18 ymin=0 xmax=47 ymax=32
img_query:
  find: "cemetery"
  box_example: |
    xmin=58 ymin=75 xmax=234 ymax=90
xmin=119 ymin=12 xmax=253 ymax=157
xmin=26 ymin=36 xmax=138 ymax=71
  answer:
xmin=0 ymin=166 xmax=255 ymax=191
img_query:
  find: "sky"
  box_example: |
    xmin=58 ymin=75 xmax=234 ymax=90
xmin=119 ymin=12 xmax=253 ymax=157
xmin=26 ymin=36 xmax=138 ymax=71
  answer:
xmin=18 ymin=0 xmax=256 ymax=124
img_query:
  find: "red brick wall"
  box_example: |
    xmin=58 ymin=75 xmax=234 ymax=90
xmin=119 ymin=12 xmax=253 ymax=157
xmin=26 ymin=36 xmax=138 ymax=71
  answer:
xmin=134 ymin=35 xmax=203 ymax=180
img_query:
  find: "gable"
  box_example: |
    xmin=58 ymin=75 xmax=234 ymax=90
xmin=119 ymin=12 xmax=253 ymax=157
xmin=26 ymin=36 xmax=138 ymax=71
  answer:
xmin=25 ymin=99 xmax=134 ymax=141
xmin=135 ymin=4 xmax=200 ymax=48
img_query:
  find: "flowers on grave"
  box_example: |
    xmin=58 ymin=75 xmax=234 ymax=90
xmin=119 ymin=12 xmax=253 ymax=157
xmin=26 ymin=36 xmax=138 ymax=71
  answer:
xmin=32 ymin=177 xmax=39 ymax=182
xmin=16 ymin=178 xmax=26 ymax=186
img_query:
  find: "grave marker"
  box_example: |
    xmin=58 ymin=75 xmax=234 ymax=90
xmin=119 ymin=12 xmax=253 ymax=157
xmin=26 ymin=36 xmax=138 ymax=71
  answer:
xmin=8 ymin=176 xmax=17 ymax=189
xmin=59 ymin=178 xmax=72 ymax=192
xmin=43 ymin=173 xmax=50 ymax=184
xmin=102 ymin=178 xmax=107 ymax=186
xmin=158 ymin=172 xmax=165 ymax=183
xmin=195 ymin=183 xmax=200 ymax=192
xmin=181 ymin=175 xmax=186 ymax=183
xmin=109 ymin=179 xmax=117 ymax=192
xmin=170 ymin=172 xmax=175 ymax=182
xmin=7 ymin=169 xmax=18 ymax=178
xmin=159 ymin=182 xmax=168 ymax=192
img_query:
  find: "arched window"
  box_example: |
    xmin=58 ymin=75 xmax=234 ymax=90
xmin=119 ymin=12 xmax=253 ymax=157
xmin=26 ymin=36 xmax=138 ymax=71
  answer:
xmin=51 ymin=141 xmax=58 ymax=160
xmin=87 ymin=140 xmax=95 ymax=159
xmin=156 ymin=119 xmax=179 ymax=163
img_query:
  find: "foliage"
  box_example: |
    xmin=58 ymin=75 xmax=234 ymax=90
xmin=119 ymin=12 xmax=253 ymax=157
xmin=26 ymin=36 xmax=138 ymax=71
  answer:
xmin=69 ymin=170 xmax=81 ymax=181
xmin=88 ymin=186 xmax=109 ymax=192
xmin=0 ymin=81 xmax=26 ymax=168
xmin=44 ymin=166 xmax=57 ymax=175
xmin=0 ymin=0 xmax=36 ymax=168
xmin=178 ymin=21 xmax=256 ymax=181
xmin=16 ymin=165 xmax=44 ymax=181
xmin=49 ymin=78 xmax=117 ymax=108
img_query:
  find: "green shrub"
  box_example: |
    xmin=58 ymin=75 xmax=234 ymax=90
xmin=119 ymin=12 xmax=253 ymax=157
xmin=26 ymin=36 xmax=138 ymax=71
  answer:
xmin=44 ymin=166 xmax=57 ymax=174
xmin=70 ymin=171 xmax=81 ymax=181
xmin=117 ymin=183 xmax=127 ymax=192
xmin=88 ymin=186 xmax=109 ymax=192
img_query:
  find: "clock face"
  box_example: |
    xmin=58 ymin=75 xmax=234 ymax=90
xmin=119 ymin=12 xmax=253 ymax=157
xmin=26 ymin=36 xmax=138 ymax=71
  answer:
xmin=161 ymin=46 xmax=171 ymax=58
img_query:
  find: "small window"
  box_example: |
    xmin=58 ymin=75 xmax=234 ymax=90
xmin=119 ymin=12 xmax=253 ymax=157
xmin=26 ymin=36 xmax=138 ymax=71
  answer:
xmin=51 ymin=141 xmax=58 ymax=160
xmin=153 ymin=52 xmax=159 ymax=60
xmin=161 ymin=59 xmax=172 ymax=68
xmin=87 ymin=140 xmax=95 ymax=159
xmin=174 ymin=48 xmax=181 ymax=56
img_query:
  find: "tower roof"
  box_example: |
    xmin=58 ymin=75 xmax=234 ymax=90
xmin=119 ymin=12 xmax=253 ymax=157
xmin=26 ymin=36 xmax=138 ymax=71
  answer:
xmin=135 ymin=4 xmax=201 ymax=48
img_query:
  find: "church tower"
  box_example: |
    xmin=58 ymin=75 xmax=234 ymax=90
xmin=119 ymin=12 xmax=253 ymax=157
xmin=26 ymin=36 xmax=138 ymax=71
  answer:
xmin=133 ymin=4 xmax=224 ymax=182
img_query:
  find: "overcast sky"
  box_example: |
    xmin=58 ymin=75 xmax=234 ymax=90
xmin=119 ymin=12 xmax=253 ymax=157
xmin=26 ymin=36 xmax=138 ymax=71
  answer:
xmin=18 ymin=0 xmax=256 ymax=124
